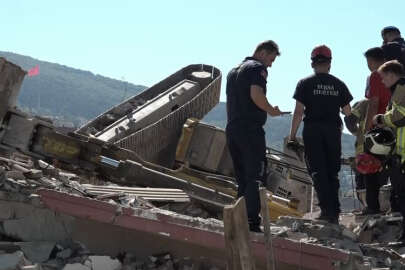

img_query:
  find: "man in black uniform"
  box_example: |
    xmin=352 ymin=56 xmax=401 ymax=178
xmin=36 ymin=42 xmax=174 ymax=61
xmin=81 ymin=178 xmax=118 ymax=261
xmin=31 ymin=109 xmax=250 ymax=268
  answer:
xmin=289 ymin=45 xmax=353 ymax=224
xmin=381 ymin=26 xmax=405 ymax=66
xmin=226 ymin=40 xmax=283 ymax=232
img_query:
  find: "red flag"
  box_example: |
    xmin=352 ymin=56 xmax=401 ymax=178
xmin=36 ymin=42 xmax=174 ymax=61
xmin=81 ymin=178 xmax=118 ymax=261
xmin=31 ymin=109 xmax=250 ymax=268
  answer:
xmin=28 ymin=65 xmax=39 ymax=77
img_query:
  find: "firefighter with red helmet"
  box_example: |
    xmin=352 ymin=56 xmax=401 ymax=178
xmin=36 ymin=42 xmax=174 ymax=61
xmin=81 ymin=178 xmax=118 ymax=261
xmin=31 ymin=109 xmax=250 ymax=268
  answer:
xmin=289 ymin=45 xmax=353 ymax=224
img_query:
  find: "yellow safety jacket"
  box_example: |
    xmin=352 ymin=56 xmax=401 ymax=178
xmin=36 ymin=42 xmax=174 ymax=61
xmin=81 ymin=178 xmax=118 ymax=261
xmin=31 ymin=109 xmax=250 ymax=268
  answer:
xmin=351 ymin=99 xmax=369 ymax=154
xmin=382 ymin=80 xmax=405 ymax=162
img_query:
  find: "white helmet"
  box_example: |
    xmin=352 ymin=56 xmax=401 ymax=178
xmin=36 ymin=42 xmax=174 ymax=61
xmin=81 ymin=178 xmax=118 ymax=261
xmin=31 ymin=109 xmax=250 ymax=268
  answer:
xmin=364 ymin=127 xmax=396 ymax=156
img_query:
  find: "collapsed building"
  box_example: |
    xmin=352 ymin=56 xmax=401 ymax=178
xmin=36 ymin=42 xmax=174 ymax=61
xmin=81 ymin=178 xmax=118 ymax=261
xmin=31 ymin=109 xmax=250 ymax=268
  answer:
xmin=0 ymin=57 xmax=403 ymax=270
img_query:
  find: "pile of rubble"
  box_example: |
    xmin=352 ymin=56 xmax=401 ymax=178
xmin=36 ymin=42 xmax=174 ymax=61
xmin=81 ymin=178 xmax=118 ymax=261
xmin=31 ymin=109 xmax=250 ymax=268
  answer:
xmin=0 ymin=153 xmax=222 ymax=270
xmin=0 ymin=242 xmax=220 ymax=270
xmin=274 ymin=215 xmax=405 ymax=269
xmin=2 ymin=151 xmax=405 ymax=269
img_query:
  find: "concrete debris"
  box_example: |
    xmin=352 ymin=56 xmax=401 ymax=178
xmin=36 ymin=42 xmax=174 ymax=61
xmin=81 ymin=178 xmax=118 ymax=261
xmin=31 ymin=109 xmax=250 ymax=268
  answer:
xmin=88 ymin=256 xmax=121 ymax=270
xmin=16 ymin=242 xmax=55 ymax=263
xmin=57 ymin=248 xmax=73 ymax=259
xmin=0 ymin=242 xmax=225 ymax=270
xmin=0 ymin=152 xmax=405 ymax=269
xmin=0 ymin=251 xmax=30 ymax=270
xmin=272 ymin=214 xmax=405 ymax=269
xmin=20 ymin=265 xmax=42 ymax=270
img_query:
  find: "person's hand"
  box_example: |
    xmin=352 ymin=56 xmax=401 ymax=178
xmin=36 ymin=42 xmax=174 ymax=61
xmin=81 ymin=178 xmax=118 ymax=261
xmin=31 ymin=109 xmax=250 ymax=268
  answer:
xmin=373 ymin=114 xmax=385 ymax=127
xmin=270 ymin=106 xmax=282 ymax=116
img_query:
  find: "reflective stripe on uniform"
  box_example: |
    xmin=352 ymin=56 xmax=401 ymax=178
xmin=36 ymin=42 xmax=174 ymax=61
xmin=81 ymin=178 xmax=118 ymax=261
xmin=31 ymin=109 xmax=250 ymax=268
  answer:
xmin=393 ymin=102 xmax=405 ymax=117
xmin=383 ymin=110 xmax=396 ymax=128
xmin=397 ymin=127 xmax=405 ymax=163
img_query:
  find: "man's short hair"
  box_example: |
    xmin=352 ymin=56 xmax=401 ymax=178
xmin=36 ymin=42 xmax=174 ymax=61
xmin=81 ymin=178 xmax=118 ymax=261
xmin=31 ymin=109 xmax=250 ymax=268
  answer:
xmin=364 ymin=47 xmax=385 ymax=61
xmin=378 ymin=60 xmax=405 ymax=76
xmin=254 ymin=40 xmax=280 ymax=55
xmin=381 ymin=26 xmax=401 ymax=37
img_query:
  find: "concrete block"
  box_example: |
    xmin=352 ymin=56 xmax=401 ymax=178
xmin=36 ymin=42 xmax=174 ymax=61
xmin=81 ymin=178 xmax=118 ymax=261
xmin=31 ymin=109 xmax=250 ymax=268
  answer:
xmin=88 ymin=256 xmax=122 ymax=270
xmin=3 ymin=205 xmax=74 ymax=242
xmin=17 ymin=242 xmax=55 ymax=263
xmin=24 ymin=169 xmax=43 ymax=180
xmin=0 ymin=251 xmax=29 ymax=270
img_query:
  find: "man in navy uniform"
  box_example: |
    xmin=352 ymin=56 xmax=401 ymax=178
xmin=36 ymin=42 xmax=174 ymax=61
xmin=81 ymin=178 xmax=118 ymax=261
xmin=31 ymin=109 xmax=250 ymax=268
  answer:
xmin=226 ymin=40 xmax=283 ymax=232
xmin=289 ymin=45 xmax=353 ymax=224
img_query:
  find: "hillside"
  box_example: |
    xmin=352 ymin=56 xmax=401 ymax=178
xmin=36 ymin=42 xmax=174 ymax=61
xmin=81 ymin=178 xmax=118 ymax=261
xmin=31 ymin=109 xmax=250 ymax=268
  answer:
xmin=0 ymin=51 xmax=146 ymax=126
xmin=203 ymin=102 xmax=355 ymax=156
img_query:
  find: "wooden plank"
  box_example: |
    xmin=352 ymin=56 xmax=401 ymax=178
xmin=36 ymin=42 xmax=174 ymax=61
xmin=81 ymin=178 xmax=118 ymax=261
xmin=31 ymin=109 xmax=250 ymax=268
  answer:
xmin=232 ymin=197 xmax=256 ymax=270
xmin=223 ymin=205 xmax=242 ymax=270
xmin=260 ymin=188 xmax=275 ymax=270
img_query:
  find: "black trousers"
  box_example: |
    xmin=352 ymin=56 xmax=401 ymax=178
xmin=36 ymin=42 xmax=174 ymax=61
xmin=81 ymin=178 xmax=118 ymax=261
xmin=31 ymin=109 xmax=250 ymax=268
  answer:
xmin=303 ymin=122 xmax=342 ymax=219
xmin=364 ymin=171 xmax=388 ymax=212
xmin=390 ymin=155 xmax=405 ymax=226
xmin=226 ymin=125 xmax=266 ymax=227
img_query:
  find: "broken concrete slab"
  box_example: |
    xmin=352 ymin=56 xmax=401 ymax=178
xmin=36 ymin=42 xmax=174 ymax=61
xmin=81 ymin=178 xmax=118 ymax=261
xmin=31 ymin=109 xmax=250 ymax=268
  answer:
xmin=1 ymin=201 xmax=75 ymax=242
xmin=5 ymin=170 xmax=26 ymax=180
xmin=0 ymin=251 xmax=29 ymax=270
xmin=88 ymin=256 xmax=122 ymax=270
xmin=16 ymin=242 xmax=55 ymax=263
xmin=24 ymin=169 xmax=43 ymax=180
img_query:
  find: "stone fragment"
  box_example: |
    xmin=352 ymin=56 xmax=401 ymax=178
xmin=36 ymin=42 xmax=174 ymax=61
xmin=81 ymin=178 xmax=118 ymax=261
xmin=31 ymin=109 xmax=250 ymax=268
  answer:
xmin=342 ymin=228 xmax=358 ymax=241
xmin=0 ymin=251 xmax=29 ymax=270
xmin=38 ymin=160 xmax=54 ymax=170
xmin=62 ymin=263 xmax=90 ymax=270
xmin=286 ymin=231 xmax=308 ymax=241
xmin=24 ymin=169 xmax=43 ymax=180
xmin=57 ymin=248 xmax=73 ymax=259
xmin=42 ymin=259 xmax=64 ymax=269
xmin=17 ymin=242 xmax=55 ymax=263
xmin=149 ymin=256 xmax=158 ymax=263
xmin=20 ymin=265 xmax=42 ymax=270
xmin=88 ymin=256 xmax=122 ymax=270
xmin=6 ymin=170 xmax=26 ymax=180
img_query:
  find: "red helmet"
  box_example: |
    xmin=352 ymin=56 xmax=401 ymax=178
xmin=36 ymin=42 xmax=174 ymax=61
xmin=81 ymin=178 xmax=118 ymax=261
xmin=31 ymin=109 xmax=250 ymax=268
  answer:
xmin=355 ymin=153 xmax=382 ymax=174
xmin=311 ymin=45 xmax=332 ymax=60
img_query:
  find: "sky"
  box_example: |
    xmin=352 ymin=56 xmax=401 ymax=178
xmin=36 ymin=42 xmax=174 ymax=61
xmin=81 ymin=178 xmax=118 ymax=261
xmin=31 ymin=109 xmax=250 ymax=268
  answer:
xmin=3 ymin=0 xmax=405 ymax=113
